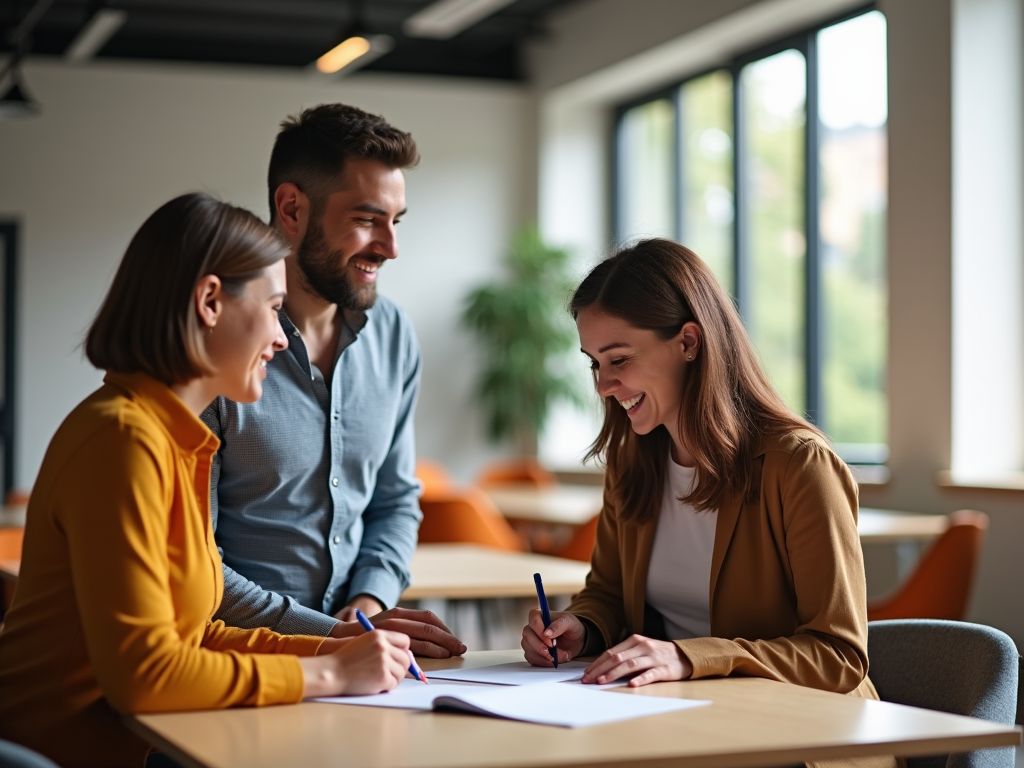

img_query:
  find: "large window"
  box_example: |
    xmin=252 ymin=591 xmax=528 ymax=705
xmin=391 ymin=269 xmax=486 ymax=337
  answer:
xmin=615 ymin=9 xmax=888 ymax=463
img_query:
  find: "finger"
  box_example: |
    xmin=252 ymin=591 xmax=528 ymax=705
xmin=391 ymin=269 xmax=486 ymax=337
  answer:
xmin=594 ymin=654 xmax=656 ymax=685
xmin=376 ymin=629 xmax=411 ymax=650
xmin=375 ymin=619 xmax=465 ymax=654
xmin=539 ymin=614 xmax=575 ymax=643
xmin=521 ymin=624 xmax=552 ymax=656
xmin=527 ymin=608 xmax=547 ymax=636
xmin=408 ymin=639 xmax=453 ymax=659
xmin=375 ymin=607 xmax=457 ymax=636
xmin=522 ymin=642 xmax=555 ymax=667
xmin=583 ymin=639 xmax=644 ymax=682
xmin=627 ymin=667 xmax=667 ymax=688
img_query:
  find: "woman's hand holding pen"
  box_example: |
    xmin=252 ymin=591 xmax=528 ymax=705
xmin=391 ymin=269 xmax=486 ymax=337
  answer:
xmin=581 ymin=635 xmax=692 ymax=687
xmin=521 ymin=609 xmax=587 ymax=666
xmin=300 ymin=629 xmax=411 ymax=698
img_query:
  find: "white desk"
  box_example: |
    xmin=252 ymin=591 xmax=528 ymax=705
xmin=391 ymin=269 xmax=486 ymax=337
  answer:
xmin=485 ymin=485 xmax=951 ymax=545
xmin=402 ymin=544 xmax=589 ymax=600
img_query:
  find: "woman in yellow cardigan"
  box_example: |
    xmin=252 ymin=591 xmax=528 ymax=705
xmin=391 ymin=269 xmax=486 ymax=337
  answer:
xmin=0 ymin=193 xmax=412 ymax=767
xmin=522 ymin=239 xmax=884 ymax=716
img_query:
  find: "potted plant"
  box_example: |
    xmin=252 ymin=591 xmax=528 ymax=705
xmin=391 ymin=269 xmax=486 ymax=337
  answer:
xmin=460 ymin=227 xmax=584 ymax=455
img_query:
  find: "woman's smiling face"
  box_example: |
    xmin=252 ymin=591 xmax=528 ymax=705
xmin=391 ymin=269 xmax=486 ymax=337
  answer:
xmin=576 ymin=307 xmax=697 ymax=442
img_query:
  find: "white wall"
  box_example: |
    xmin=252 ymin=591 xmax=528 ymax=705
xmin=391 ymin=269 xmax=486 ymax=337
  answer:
xmin=0 ymin=60 xmax=535 ymax=486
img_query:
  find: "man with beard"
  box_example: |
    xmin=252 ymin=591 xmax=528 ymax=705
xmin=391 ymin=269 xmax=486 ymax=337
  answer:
xmin=201 ymin=104 xmax=466 ymax=657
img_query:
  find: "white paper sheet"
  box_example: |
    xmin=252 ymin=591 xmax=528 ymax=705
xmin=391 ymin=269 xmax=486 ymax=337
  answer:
xmin=311 ymin=679 xmax=492 ymax=709
xmin=427 ymin=661 xmax=588 ymax=686
xmin=431 ymin=681 xmax=710 ymax=727
xmin=313 ymin=678 xmax=710 ymax=728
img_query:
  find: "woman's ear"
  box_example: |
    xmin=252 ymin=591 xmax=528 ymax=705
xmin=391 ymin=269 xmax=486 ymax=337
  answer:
xmin=679 ymin=321 xmax=702 ymax=362
xmin=194 ymin=275 xmax=223 ymax=332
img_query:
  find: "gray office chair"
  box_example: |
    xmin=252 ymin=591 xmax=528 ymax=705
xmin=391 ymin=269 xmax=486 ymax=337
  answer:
xmin=868 ymin=619 xmax=1020 ymax=768
xmin=0 ymin=740 xmax=59 ymax=768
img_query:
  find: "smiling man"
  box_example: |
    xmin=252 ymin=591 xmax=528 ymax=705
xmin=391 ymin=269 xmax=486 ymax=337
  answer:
xmin=201 ymin=104 xmax=465 ymax=657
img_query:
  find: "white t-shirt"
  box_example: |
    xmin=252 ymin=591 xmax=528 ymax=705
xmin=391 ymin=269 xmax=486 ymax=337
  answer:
xmin=644 ymin=454 xmax=717 ymax=640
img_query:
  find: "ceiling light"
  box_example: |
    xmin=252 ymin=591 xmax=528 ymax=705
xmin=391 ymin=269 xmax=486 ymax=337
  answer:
xmin=0 ymin=74 xmax=40 ymax=119
xmin=315 ymin=34 xmax=393 ymax=75
xmin=403 ymin=0 xmax=517 ymax=40
xmin=65 ymin=8 xmax=128 ymax=63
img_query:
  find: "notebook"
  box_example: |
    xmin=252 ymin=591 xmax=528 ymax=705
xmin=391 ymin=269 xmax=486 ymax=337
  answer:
xmin=313 ymin=679 xmax=709 ymax=727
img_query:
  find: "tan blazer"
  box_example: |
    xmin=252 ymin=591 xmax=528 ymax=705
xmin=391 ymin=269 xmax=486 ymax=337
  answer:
xmin=569 ymin=428 xmax=879 ymax=701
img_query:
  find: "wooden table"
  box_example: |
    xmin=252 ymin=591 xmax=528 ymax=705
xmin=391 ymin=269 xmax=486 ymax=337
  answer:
xmin=402 ymin=544 xmax=589 ymax=600
xmin=0 ymin=548 xmax=587 ymax=604
xmin=128 ymin=649 xmax=1021 ymax=768
xmin=485 ymin=485 xmax=950 ymax=544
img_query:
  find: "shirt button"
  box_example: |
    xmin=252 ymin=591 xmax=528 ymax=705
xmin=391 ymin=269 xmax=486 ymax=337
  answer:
xmin=325 ymin=589 xmax=333 ymax=600
xmin=333 ymin=536 xmax=341 ymax=544
xmin=332 ymin=477 xmax=339 ymax=487
xmin=332 ymin=410 xmax=339 ymax=420
xmin=292 ymin=330 xmax=300 ymax=337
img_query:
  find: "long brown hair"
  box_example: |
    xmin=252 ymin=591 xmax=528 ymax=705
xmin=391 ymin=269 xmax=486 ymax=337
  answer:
xmin=571 ymin=238 xmax=820 ymax=523
xmin=86 ymin=193 xmax=289 ymax=384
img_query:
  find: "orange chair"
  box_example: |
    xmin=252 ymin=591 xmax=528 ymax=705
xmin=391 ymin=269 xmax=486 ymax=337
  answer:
xmin=415 ymin=460 xmax=454 ymax=498
xmin=555 ymin=514 xmax=599 ymax=563
xmin=418 ymin=486 xmax=525 ymax=551
xmin=476 ymin=458 xmax=556 ymax=489
xmin=0 ymin=527 xmax=24 ymax=617
xmin=867 ymin=510 xmax=988 ymax=622
xmin=4 ymin=489 xmax=30 ymax=506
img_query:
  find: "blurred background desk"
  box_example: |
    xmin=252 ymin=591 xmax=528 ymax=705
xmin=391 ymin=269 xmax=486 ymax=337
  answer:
xmin=403 ymin=544 xmax=589 ymax=600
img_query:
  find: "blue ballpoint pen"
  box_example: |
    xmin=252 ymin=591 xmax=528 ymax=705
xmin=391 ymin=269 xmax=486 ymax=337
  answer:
xmin=533 ymin=573 xmax=558 ymax=668
xmin=353 ymin=608 xmax=429 ymax=684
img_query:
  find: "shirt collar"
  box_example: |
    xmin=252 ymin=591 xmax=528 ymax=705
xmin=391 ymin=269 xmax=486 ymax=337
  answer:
xmin=278 ymin=307 xmax=368 ymax=337
xmin=103 ymin=371 xmax=218 ymax=456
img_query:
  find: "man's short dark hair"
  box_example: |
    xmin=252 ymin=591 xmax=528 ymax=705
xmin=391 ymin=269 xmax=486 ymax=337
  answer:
xmin=267 ymin=103 xmax=419 ymax=221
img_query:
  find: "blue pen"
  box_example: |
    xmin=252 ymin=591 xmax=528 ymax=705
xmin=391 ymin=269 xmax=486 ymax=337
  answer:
xmin=533 ymin=573 xmax=558 ymax=668
xmin=354 ymin=609 xmax=428 ymax=684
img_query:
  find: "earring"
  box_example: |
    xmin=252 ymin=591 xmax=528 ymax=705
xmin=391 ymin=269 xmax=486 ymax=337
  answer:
xmin=208 ymin=324 xmax=215 ymax=335
xmin=687 ymin=355 xmax=693 ymax=361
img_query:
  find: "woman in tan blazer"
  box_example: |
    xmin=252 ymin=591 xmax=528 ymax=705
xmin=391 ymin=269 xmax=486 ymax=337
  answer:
xmin=522 ymin=238 xmax=878 ymax=705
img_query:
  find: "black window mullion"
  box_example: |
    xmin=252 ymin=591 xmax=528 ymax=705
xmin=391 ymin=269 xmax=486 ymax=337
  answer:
xmin=0 ymin=222 xmax=17 ymax=496
xmin=731 ymin=64 xmax=749 ymax=319
xmin=673 ymin=86 xmax=685 ymax=244
xmin=803 ymin=33 xmax=822 ymax=425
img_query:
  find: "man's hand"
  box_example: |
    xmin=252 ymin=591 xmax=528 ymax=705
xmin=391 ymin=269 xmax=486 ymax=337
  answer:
xmin=331 ymin=605 xmax=467 ymax=658
xmin=336 ymin=594 xmax=385 ymax=622
xmin=581 ymin=634 xmax=692 ymax=687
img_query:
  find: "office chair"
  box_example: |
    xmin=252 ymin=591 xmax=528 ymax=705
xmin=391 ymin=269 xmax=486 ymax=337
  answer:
xmin=555 ymin=513 xmax=599 ymax=563
xmin=417 ymin=486 xmax=525 ymax=551
xmin=0 ymin=739 xmax=61 ymax=768
xmin=867 ymin=510 xmax=988 ymax=621
xmin=0 ymin=527 xmax=24 ymax=618
xmin=415 ymin=460 xmax=455 ymax=498
xmin=868 ymin=619 xmax=1019 ymax=768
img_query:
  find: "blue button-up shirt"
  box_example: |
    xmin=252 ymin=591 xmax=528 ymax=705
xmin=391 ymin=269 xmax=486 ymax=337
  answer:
xmin=202 ymin=296 xmax=422 ymax=637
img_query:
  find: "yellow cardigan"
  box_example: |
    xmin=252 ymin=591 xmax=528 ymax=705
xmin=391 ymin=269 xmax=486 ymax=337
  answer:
xmin=570 ymin=429 xmax=878 ymax=699
xmin=0 ymin=372 xmax=324 ymax=768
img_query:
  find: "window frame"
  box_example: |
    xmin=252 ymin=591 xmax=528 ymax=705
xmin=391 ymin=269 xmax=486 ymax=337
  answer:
xmin=611 ymin=3 xmax=882 ymax=459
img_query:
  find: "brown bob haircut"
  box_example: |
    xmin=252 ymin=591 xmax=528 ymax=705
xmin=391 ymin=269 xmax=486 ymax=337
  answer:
xmin=571 ymin=238 xmax=821 ymax=523
xmin=86 ymin=192 xmax=290 ymax=384
xmin=267 ymin=103 xmax=419 ymax=222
